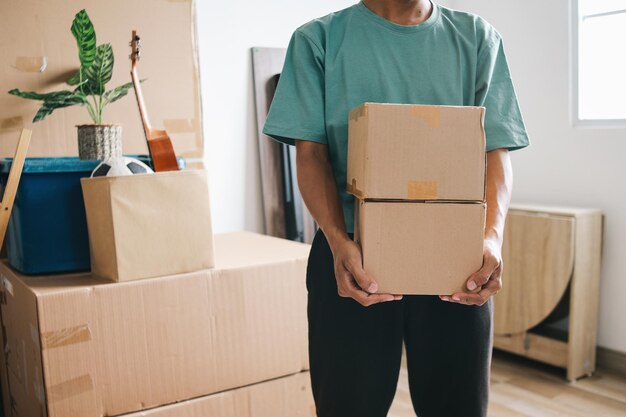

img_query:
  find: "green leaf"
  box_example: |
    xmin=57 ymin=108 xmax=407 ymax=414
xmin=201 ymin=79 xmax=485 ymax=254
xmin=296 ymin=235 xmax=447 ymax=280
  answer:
xmin=20 ymin=91 xmax=89 ymax=122
xmin=33 ymin=104 xmax=56 ymax=123
xmin=82 ymin=43 xmax=114 ymax=95
xmin=103 ymin=79 xmax=145 ymax=104
xmin=9 ymin=89 xmax=76 ymax=102
xmin=67 ymin=70 xmax=81 ymax=85
xmin=71 ymin=9 xmax=97 ymax=70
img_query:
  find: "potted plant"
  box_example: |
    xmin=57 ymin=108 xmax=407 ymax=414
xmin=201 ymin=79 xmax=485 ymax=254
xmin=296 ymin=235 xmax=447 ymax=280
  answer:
xmin=8 ymin=9 xmax=139 ymax=160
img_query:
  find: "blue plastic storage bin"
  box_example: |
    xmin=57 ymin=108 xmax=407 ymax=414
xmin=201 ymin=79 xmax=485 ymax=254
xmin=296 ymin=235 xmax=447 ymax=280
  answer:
xmin=0 ymin=156 xmax=185 ymax=275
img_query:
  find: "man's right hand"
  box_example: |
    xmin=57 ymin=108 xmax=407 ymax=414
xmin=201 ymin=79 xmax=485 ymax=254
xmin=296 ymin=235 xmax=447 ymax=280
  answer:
xmin=331 ymin=237 xmax=402 ymax=307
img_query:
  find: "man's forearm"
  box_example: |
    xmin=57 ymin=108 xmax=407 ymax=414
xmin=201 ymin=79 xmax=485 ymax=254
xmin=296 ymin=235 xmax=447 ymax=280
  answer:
xmin=295 ymin=142 xmax=349 ymax=253
xmin=485 ymin=149 xmax=513 ymax=247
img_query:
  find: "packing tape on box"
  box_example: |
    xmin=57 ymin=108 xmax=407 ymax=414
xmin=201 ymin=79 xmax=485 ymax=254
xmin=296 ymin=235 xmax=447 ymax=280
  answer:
xmin=0 ymin=116 xmax=24 ymax=133
xmin=410 ymin=106 xmax=440 ymax=128
xmin=347 ymin=178 xmax=365 ymax=199
xmin=47 ymin=374 xmax=94 ymax=403
xmin=349 ymin=104 xmax=368 ymax=122
xmin=14 ymin=56 xmax=48 ymax=72
xmin=163 ymin=118 xmax=196 ymax=133
xmin=41 ymin=324 xmax=92 ymax=349
xmin=407 ymin=180 xmax=438 ymax=199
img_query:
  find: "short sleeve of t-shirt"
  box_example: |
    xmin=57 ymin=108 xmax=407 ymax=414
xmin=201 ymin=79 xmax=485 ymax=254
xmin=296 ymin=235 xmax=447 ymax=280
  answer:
xmin=262 ymin=29 xmax=327 ymax=146
xmin=475 ymin=35 xmax=530 ymax=152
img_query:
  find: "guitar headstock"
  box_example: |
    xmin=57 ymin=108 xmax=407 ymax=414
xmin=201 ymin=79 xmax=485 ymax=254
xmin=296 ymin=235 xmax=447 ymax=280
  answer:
xmin=129 ymin=30 xmax=141 ymax=69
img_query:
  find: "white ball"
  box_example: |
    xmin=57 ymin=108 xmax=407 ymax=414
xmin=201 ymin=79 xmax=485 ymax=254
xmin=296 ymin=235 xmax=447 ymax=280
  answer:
xmin=91 ymin=156 xmax=154 ymax=177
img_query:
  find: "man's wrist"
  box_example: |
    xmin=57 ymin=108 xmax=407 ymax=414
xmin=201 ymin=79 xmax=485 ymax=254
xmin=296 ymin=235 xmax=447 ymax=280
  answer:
xmin=324 ymin=226 xmax=351 ymax=254
xmin=484 ymin=231 xmax=503 ymax=249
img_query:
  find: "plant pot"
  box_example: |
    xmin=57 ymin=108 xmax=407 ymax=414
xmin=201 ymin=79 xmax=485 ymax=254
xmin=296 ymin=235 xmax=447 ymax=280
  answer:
xmin=77 ymin=124 xmax=123 ymax=161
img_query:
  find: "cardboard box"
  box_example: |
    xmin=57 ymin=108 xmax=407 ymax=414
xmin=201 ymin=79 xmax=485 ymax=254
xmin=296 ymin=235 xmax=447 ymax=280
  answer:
xmin=0 ymin=0 xmax=203 ymax=161
xmin=354 ymin=200 xmax=486 ymax=295
xmin=0 ymin=232 xmax=310 ymax=417
xmin=347 ymin=103 xmax=486 ymax=201
xmin=123 ymin=372 xmax=315 ymax=417
xmin=81 ymin=170 xmax=214 ymax=282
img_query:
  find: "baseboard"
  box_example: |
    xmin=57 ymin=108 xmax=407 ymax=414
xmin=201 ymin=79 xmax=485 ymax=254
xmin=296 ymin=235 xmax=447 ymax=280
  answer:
xmin=597 ymin=346 xmax=626 ymax=375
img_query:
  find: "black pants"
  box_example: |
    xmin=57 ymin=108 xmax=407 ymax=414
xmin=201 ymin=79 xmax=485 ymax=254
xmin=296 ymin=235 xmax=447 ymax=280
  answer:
xmin=307 ymin=230 xmax=493 ymax=417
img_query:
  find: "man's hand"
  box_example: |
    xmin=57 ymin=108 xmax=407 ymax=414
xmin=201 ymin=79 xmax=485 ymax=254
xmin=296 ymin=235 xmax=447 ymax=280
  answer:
xmin=332 ymin=237 xmax=403 ymax=307
xmin=438 ymin=238 xmax=503 ymax=306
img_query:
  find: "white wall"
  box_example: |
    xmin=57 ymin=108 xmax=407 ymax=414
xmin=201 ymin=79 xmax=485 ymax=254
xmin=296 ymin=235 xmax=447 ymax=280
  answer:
xmin=195 ymin=0 xmax=355 ymax=234
xmin=196 ymin=0 xmax=626 ymax=353
xmin=445 ymin=0 xmax=626 ymax=353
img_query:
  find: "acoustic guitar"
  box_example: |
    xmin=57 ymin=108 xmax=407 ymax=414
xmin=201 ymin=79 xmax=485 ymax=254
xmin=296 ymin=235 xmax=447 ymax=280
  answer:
xmin=130 ymin=31 xmax=179 ymax=172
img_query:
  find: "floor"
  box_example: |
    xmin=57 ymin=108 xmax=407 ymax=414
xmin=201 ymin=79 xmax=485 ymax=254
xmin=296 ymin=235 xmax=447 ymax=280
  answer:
xmin=388 ymin=349 xmax=626 ymax=417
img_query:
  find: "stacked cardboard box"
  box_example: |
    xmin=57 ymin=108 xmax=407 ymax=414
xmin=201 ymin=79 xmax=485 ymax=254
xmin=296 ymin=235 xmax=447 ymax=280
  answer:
xmin=347 ymin=103 xmax=487 ymax=295
xmin=0 ymin=232 xmax=313 ymax=417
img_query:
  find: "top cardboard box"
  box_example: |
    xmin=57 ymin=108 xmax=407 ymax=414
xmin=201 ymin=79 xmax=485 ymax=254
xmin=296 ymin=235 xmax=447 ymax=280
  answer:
xmin=347 ymin=103 xmax=486 ymax=201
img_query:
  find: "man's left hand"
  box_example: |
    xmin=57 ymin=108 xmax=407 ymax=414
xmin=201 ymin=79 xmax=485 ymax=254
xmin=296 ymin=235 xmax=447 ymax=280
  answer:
xmin=438 ymin=238 xmax=503 ymax=306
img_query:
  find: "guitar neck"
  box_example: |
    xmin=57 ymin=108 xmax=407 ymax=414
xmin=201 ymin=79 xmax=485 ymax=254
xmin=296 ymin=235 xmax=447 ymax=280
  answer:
xmin=131 ymin=66 xmax=152 ymax=138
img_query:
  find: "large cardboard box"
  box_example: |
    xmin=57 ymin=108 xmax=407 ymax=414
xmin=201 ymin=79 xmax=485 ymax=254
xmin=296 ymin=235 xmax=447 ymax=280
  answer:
xmin=0 ymin=0 xmax=203 ymax=162
xmin=347 ymin=103 xmax=485 ymax=201
xmin=81 ymin=170 xmax=215 ymax=282
xmin=123 ymin=372 xmax=315 ymax=417
xmin=0 ymin=232 xmax=310 ymax=417
xmin=354 ymin=200 xmax=485 ymax=295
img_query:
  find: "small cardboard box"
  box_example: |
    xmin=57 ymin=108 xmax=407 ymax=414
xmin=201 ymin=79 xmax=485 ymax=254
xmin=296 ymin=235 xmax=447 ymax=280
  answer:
xmin=123 ymin=371 xmax=315 ymax=417
xmin=355 ymin=200 xmax=486 ymax=295
xmin=0 ymin=232 xmax=310 ymax=417
xmin=81 ymin=170 xmax=214 ymax=282
xmin=347 ymin=103 xmax=486 ymax=201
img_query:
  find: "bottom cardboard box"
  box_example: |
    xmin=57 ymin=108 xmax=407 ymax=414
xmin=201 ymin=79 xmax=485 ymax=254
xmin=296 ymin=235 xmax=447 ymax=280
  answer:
xmin=122 ymin=372 xmax=314 ymax=417
xmin=0 ymin=232 xmax=310 ymax=417
xmin=355 ymin=200 xmax=485 ymax=295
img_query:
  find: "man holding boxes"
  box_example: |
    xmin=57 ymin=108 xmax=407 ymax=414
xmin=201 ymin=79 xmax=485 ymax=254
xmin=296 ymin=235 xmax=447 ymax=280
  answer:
xmin=263 ymin=0 xmax=529 ymax=416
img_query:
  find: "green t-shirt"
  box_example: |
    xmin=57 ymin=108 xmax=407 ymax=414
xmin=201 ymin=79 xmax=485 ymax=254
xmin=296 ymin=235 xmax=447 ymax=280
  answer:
xmin=263 ymin=1 xmax=530 ymax=233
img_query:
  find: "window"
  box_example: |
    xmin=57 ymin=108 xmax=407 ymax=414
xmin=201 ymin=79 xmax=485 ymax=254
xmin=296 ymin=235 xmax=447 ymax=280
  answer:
xmin=574 ymin=0 xmax=626 ymax=124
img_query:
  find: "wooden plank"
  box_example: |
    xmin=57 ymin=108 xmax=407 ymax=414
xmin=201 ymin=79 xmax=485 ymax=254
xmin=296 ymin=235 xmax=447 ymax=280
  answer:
xmin=251 ymin=47 xmax=287 ymax=239
xmin=494 ymin=333 xmax=569 ymax=368
xmin=567 ymin=211 xmax=603 ymax=381
xmin=250 ymin=47 xmax=317 ymax=243
xmin=0 ymin=129 xmax=31 ymax=244
xmin=495 ymin=210 xmax=575 ymax=335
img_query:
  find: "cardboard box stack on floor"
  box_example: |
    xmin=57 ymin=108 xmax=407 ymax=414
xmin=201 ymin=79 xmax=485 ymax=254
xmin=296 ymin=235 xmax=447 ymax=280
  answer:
xmin=347 ymin=103 xmax=487 ymax=295
xmin=0 ymin=1 xmax=315 ymax=416
xmin=0 ymin=232 xmax=313 ymax=417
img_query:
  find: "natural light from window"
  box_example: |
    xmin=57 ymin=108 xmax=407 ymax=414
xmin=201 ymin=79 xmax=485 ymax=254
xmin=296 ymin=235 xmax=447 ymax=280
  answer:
xmin=578 ymin=0 xmax=626 ymax=121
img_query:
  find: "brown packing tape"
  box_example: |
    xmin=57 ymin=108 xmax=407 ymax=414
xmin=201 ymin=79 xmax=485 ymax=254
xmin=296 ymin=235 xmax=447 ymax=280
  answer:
xmin=47 ymin=374 xmax=94 ymax=403
xmin=410 ymin=106 xmax=441 ymax=128
xmin=349 ymin=104 xmax=368 ymax=122
xmin=347 ymin=178 xmax=366 ymax=199
xmin=163 ymin=118 xmax=196 ymax=133
xmin=41 ymin=324 xmax=92 ymax=349
xmin=0 ymin=117 xmax=24 ymax=133
xmin=407 ymin=181 xmax=438 ymax=199
xmin=14 ymin=56 xmax=48 ymax=72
